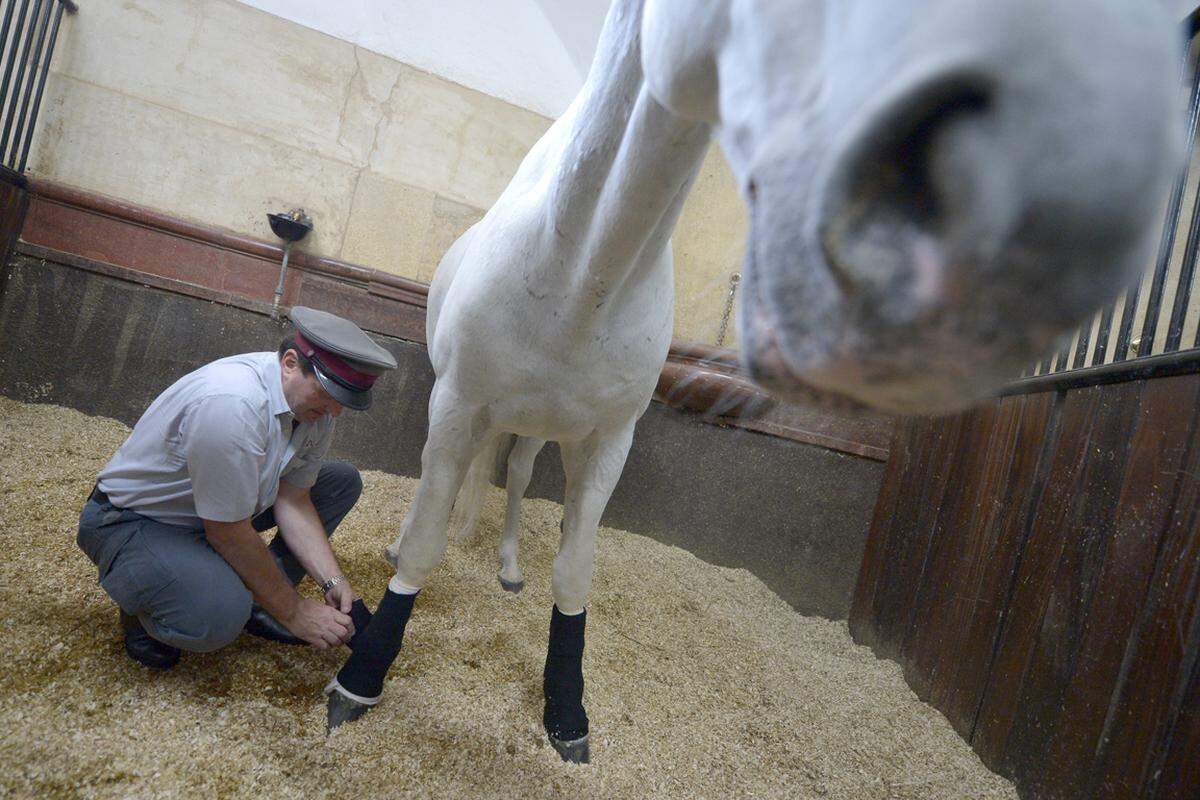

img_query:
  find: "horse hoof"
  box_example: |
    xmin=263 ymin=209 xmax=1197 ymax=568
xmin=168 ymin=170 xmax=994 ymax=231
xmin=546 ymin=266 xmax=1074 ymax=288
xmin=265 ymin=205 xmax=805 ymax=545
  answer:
xmin=326 ymin=690 xmax=373 ymax=733
xmin=548 ymin=733 xmax=589 ymax=764
xmin=498 ymin=575 xmax=525 ymax=594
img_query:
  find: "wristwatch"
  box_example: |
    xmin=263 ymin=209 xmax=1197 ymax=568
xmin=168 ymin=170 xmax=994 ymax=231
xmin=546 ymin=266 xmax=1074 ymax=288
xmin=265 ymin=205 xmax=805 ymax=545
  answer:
xmin=321 ymin=575 xmax=344 ymax=594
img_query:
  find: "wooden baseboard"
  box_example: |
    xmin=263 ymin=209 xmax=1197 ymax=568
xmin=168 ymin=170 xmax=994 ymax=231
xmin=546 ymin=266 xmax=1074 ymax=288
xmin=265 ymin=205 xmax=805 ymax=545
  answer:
xmin=15 ymin=176 xmax=891 ymax=459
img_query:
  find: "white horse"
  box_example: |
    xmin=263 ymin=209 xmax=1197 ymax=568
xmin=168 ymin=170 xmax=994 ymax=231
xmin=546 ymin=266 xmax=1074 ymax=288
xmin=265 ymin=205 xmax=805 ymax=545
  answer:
xmin=325 ymin=0 xmax=1182 ymax=761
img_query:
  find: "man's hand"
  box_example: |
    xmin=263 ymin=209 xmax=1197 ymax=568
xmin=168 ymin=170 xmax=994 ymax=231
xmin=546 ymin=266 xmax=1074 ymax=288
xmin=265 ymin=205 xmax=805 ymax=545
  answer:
xmin=282 ymin=598 xmax=354 ymax=649
xmin=325 ymin=580 xmax=357 ymax=615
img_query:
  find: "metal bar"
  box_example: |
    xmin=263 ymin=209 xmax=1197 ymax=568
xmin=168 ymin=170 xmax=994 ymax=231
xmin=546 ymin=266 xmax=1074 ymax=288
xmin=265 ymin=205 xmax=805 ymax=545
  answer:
xmin=1114 ymin=281 xmax=1142 ymax=362
xmin=0 ymin=0 xmax=45 ymax=167
xmin=0 ymin=2 xmax=20 ymax=108
xmin=1141 ymin=50 xmax=1200 ymax=355
xmin=1092 ymin=303 xmax=1115 ymax=367
xmin=1165 ymin=187 xmax=1200 ymax=351
xmin=999 ymin=347 xmax=1200 ymax=398
xmin=15 ymin=0 xmax=59 ymax=173
xmin=6 ymin=0 xmax=51 ymax=168
xmin=1071 ymin=320 xmax=1091 ymax=370
xmin=1053 ymin=340 xmax=1072 ymax=373
xmin=0 ymin=0 xmax=33 ymax=117
xmin=1114 ymin=48 xmax=1198 ymax=361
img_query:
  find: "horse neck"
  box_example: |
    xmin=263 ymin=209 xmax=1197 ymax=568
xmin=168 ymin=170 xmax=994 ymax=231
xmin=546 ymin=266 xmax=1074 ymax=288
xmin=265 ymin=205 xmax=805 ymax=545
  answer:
xmin=543 ymin=0 xmax=713 ymax=307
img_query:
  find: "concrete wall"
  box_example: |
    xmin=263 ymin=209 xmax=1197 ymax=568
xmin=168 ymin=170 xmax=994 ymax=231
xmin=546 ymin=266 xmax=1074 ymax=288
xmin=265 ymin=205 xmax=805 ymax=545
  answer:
xmin=0 ymin=254 xmax=880 ymax=619
xmin=27 ymin=0 xmax=746 ymax=346
xmin=235 ymin=0 xmax=607 ymax=118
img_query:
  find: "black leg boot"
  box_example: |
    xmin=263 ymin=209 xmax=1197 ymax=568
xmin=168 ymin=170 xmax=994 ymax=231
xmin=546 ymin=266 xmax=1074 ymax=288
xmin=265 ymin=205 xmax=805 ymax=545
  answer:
xmin=325 ymin=589 xmax=417 ymax=732
xmin=543 ymin=605 xmax=589 ymax=763
xmin=120 ymin=610 xmax=181 ymax=670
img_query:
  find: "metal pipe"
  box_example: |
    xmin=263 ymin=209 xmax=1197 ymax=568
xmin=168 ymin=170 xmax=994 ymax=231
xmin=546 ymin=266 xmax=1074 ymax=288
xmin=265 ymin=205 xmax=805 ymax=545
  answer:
xmin=0 ymin=0 xmax=45 ymax=167
xmin=0 ymin=0 xmax=33 ymax=119
xmin=1000 ymin=348 xmax=1200 ymax=398
xmin=7 ymin=0 xmax=52 ymax=167
xmin=272 ymin=241 xmax=292 ymax=319
xmin=15 ymin=0 xmax=61 ymax=173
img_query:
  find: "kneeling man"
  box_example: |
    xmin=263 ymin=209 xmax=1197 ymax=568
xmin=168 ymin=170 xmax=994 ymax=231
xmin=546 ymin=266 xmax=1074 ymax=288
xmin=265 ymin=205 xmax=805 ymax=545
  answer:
xmin=77 ymin=307 xmax=396 ymax=669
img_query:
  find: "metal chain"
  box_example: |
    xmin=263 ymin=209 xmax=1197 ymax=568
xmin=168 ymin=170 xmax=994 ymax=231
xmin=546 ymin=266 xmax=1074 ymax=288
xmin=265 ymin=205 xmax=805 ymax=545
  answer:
xmin=715 ymin=272 xmax=741 ymax=348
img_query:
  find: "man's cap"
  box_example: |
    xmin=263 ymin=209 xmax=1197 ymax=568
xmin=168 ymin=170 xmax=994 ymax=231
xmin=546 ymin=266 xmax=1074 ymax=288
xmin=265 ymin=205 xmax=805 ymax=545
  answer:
xmin=287 ymin=306 xmax=397 ymax=411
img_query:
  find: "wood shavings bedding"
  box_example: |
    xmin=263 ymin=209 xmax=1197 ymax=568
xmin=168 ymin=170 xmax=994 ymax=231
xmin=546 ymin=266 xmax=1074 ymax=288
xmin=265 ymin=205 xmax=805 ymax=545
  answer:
xmin=0 ymin=397 xmax=1015 ymax=799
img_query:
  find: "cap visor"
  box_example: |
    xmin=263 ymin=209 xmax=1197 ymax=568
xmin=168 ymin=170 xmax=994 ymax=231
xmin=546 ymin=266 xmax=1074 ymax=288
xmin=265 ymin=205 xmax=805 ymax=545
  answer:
xmin=313 ymin=368 xmax=372 ymax=411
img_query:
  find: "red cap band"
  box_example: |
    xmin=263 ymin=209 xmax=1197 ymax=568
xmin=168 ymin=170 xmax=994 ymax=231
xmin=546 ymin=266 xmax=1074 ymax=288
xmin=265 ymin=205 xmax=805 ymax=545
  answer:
xmin=294 ymin=330 xmax=378 ymax=391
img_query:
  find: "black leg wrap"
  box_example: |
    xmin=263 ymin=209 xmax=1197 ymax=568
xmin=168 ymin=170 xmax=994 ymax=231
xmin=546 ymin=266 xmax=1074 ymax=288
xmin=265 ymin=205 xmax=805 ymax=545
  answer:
xmin=346 ymin=599 xmax=374 ymax=651
xmin=543 ymin=606 xmax=588 ymax=743
xmin=336 ymin=590 xmax=416 ymax=698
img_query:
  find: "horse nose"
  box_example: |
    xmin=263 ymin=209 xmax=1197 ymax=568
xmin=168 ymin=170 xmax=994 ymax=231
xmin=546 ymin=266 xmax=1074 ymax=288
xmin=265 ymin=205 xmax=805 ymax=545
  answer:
xmin=818 ymin=47 xmax=1180 ymax=325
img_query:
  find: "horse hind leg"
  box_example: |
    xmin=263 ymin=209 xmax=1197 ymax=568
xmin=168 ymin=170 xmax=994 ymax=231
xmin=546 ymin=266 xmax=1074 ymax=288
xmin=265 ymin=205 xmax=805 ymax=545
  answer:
xmin=448 ymin=434 xmax=502 ymax=543
xmin=498 ymin=436 xmax=545 ymax=593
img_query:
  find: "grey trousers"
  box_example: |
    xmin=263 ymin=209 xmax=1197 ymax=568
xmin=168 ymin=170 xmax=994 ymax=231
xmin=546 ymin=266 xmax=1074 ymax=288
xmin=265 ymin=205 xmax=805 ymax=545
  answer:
xmin=77 ymin=462 xmax=363 ymax=653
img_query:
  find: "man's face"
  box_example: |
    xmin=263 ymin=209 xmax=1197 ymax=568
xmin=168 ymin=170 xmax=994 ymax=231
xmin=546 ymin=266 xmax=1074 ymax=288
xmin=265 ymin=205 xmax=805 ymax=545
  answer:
xmin=280 ymin=350 xmax=344 ymax=422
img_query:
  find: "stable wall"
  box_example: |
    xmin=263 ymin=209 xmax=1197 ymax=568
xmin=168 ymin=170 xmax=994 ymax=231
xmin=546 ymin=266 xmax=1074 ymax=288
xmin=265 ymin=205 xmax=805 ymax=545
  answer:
xmin=28 ymin=0 xmax=747 ymax=346
xmin=0 ymin=250 xmax=881 ymax=619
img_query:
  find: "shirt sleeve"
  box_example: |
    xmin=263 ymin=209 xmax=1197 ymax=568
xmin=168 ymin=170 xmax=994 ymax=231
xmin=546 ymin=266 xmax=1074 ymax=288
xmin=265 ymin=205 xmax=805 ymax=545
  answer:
xmin=280 ymin=418 xmax=334 ymax=490
xmin=182 ymin=395 xmax=266 ymax=522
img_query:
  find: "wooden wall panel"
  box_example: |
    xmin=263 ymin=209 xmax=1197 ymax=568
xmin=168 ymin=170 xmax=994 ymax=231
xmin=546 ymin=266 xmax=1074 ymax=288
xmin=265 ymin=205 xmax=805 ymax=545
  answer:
xmin=999 ymin=382 xmax=1146 ymax=796
xmin=916 ymin=394 xmax=1056 ymax=739
xmin=969 ymin=387 xmax=1104 ymax=766
xmin=927 ymin=393 xmax=1057 ymax=739
xmin=900 ymin=402 xmax=1006 ymax=700
xmin=848 ymin=416 xmax=915 ymax=650
xmin=851 ymin=371 xmax=1200 ymax=800
xmin=1091 ymin=386 xmax=1200 ymax=799
xmin=1046 ymin=376 xmax=1198 ymax=799
xmin=857 ymin=414 xmax=962 ymax=663
xmin=1156 ymin=656 xmax=1200 ymax=799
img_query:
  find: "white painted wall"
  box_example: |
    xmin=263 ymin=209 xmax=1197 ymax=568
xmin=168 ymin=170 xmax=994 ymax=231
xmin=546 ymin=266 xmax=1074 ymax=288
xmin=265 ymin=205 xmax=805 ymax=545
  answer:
xmin=236 ymin=0 xmax=610 ymax=117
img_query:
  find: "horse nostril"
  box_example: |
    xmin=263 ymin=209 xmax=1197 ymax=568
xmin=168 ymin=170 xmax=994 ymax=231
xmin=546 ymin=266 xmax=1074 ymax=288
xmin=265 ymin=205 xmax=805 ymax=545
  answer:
xmin=746 ymin=178 xmax=757 ymax=202
xmin=821 ymin=68 xmax=998 ymax=303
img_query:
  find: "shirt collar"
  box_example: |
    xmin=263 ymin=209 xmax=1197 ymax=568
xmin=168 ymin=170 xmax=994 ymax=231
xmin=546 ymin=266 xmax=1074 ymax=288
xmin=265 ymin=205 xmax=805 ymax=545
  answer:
xmin=263 ymin=353 xmax=292 ymax=419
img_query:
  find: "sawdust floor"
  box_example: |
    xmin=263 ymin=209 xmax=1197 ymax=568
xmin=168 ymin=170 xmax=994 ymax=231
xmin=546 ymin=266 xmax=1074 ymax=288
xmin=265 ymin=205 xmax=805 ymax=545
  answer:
xmin=0 ymin=398 xmax=1016 ymax=799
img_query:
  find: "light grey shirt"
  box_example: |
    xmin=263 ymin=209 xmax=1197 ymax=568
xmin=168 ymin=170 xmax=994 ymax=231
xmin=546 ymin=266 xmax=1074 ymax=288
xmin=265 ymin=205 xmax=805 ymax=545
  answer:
xmin=97 ymin=352 xmax=334 ymax=526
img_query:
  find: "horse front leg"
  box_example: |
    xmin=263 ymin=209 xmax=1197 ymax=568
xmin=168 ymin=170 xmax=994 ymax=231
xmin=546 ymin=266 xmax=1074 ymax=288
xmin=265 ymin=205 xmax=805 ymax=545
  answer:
xmin=497 ymin=436 xmax=545 ymax=593
xmin=326 ymin=385 xmax=487 ymax=731
xmin=543 ymin=423 xmax=635 ymax=764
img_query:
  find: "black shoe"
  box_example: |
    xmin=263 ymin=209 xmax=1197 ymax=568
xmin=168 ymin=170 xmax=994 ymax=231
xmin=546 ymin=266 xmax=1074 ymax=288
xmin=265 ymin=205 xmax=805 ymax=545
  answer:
xmin=120 ymin=610 xmax=181 ymax=670
xmin=244 ymin=604 xmax=306 ymax=646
